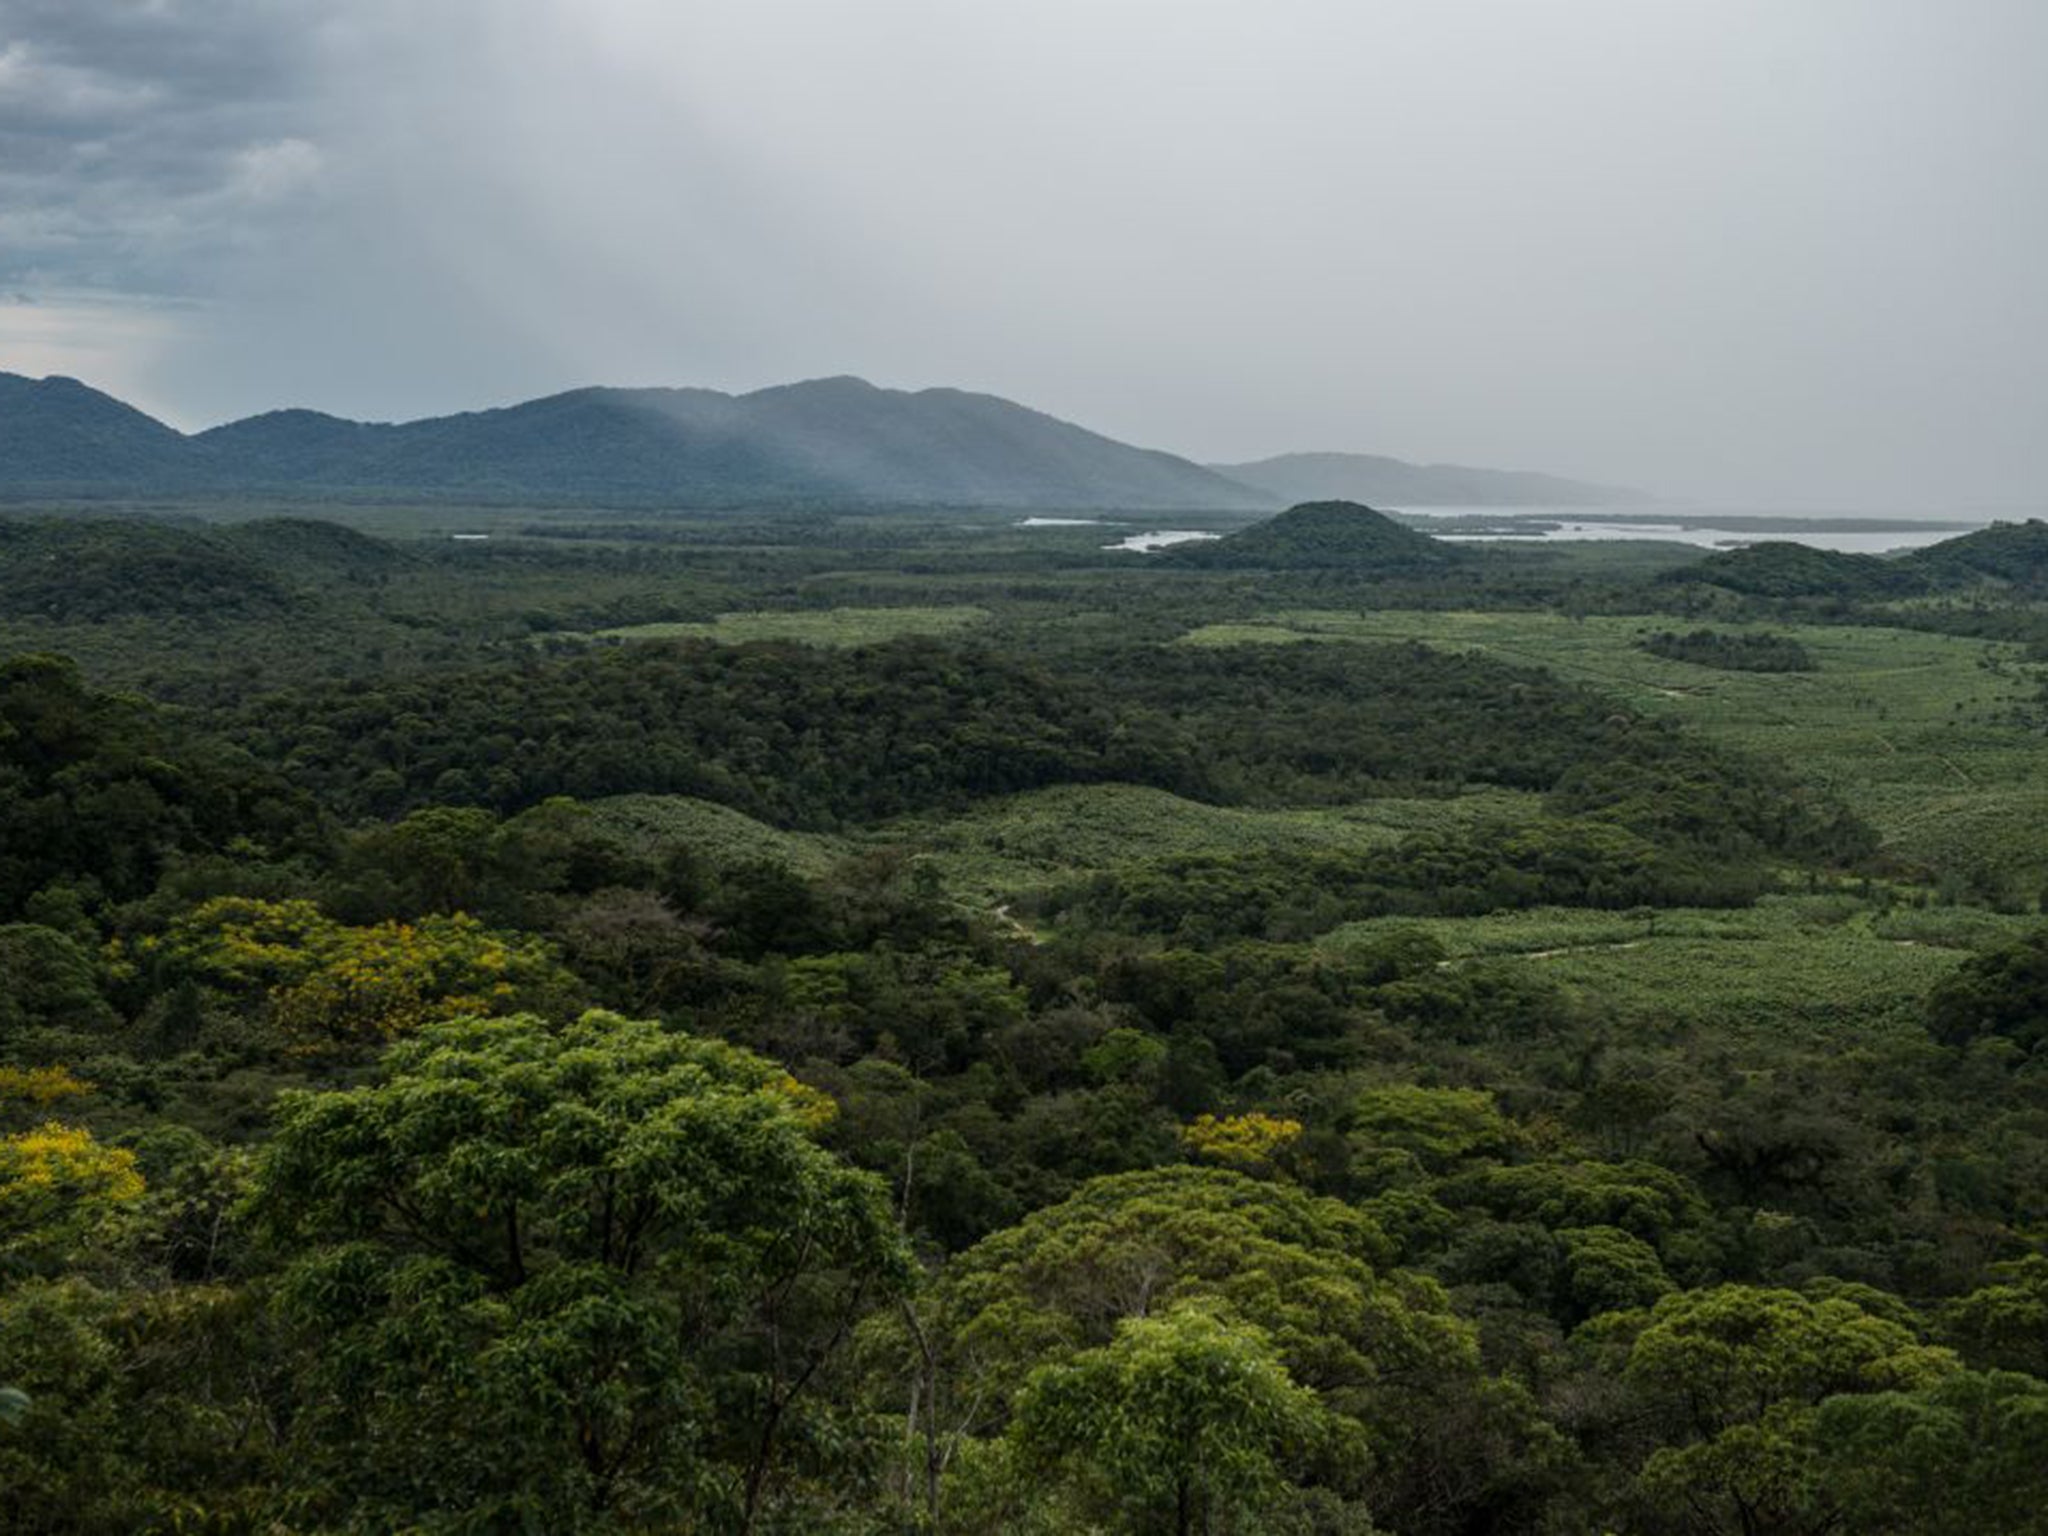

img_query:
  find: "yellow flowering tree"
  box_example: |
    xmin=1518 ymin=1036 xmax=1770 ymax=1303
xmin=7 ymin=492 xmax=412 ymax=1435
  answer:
xmin=149 ymin=896 xmax=577 ymax=1047
xmin=0 ymin=1122 xmax=143 ymax=1263
xmin=0 ymin=1066 xmax=139 ymax=1263
xmin=0 ymin=1065 xmax=94 ymax=1119
xmin=1179 ymin=1112 xmax=1304 ymax=1175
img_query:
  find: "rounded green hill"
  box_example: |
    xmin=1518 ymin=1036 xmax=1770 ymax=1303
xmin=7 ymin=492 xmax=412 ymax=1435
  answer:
xmin=1169 ymin=499 xmax=1466 ymax=570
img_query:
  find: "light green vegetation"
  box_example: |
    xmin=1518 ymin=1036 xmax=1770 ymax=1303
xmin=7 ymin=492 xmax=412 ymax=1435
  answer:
xmin=586 ymin=794 xmax=845 ymax=876
xmin=1183 ymin=609 xmax=2048 ymax=891
xmin=592 ymin=605 xmax=991 ymax=646
xmin=1320 ymin=895 xmax=2038 ymax=1038
xmin=873 ymin=782 xmax=1546 ymax=907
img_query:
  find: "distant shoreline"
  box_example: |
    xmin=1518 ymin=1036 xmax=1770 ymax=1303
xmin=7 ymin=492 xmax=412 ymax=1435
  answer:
xmin=1392 ymin=507 xmax=2007 ymax=535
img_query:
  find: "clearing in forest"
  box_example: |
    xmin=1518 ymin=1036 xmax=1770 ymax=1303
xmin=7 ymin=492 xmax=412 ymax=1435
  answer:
xmin=1183 ymin=610 xmax=2048 ymax=891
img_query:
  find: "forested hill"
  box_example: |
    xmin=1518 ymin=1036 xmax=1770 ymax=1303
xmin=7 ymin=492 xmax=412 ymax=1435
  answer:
xmin=1903 ymin=517 xmax=2048 ymax=591
xmin=1663 ymin=519 xmax=2048 ymax=598
xmin=0 ymin=370 xmax=1270 ymax=510
xmin=1169 ymin=499 xmax=1468 ymax=570
xmin=0 ymin=372 xmax=204 ymax=489
xmin=1213 ymin=449 xmax=1645 ymax=507
xmin=0 ymin=516 xmax=410 ymax=621
xmin=1659 ymin=541 xmax=1924 ymax=599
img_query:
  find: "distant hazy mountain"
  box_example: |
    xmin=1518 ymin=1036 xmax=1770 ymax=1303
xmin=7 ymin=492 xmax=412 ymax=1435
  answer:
xmin=1211 ymin=450 xmax=1645 ymax=508
xmin=1170 ymin=500 xmax=1468 ymax=570
xmin=0 ymin=372 xmax=1269 ymax=510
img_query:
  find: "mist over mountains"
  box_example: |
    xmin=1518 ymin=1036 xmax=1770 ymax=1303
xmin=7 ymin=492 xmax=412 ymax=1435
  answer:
xmin=1213 ymin=452 xmax=1645 ymax=508
xmin=0 ymin=371 xmax=1638 ymax=510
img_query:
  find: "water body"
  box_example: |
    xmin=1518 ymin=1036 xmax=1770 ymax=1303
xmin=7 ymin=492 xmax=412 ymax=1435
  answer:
xmin=1106 ymin=530 xmax=1222 ymax=552
xmin=1019 ymin=506 xmax=2013 ymax=556
xmin=1390 ymin=505 xmax=2013 ymax=554
xmin=1426 ymin=521 xmax=1986 ymax=554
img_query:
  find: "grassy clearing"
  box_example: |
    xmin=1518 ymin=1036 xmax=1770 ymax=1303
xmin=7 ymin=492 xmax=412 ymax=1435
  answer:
xmin=593 ymin=605 xmax=991 ymax=646
xmin=1181 ymin=610 xmax=2048 ymax=888
xmin=586 ymin=794 xmax=845 ymax=876
xmin=870 ymin=782 xmax=1546 ymax=907
xmin=1318 ymin=895 xmax=2036 ymax=1039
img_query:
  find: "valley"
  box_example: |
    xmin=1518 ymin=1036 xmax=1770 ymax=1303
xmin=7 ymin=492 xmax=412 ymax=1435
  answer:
xmin=4 ymin=493 xmax=2048 ymax=1533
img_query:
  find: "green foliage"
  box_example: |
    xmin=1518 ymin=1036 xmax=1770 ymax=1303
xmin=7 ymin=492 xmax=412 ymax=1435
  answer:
xmin=0 ymin=1279 xmax=276 ymax=1534
xmin=1351 ymin=1085 xmax=1514 ymax=1171
xmin=0 ymin=516 xmax=299 ymax=622
xmin=1664 ymin=540 xmax=1927 ymax=599
xmin=776 ymin=945 xmax=1029 ymax=1074
xmin=1011 ymin=1303 xmax=1328 ymax=1534
xmin=0 ymin=924 xmax=118 ymax=1046
xmin=230 ymin=638 xmax=1197 ymax=824
xmin=1638 ymin=627 xmax=1817 ymax=672
xmin=1900 ymin=516 xmax=2048 ymax=593
xmin=1444 ymin=1158 xmax=1707 ymax=1248
xmin=329 ymin=797 xmax=649 ymax=924
xmin=909 ymin=1166 xmax=1563 ymax=1534
xmin=253 ymin=1010 xmax=912 ymax=1532
xmin=0 ymin=653 xmax=319 ymax=921
xmin=1046 ymin=815 xmax=1770 ymax=945
xmin=1556 ymin=1225 xmax=1674 ymax=1320
xmin=892 ymin=781 xmax=1542 ymax=910
xmin=1942 ymin=1255 xmax=2048 ymax=1375
xmin=6 ymin=499 xmax=2048 ymax=1534
xmin=592 ymin=603 xmax=991 ymax=646
xmin=1622 ymin=1284 xmax=1957 ymax=1536
xmin=1812 ymin=1368 xmax=2048 ymax=1534
xmin=1180 ymin=606 xmax=2047 ymax=892
xmin=1167 ymin=500 xmax=1465 ymax=572
xmin=1322 ymin=897 xmax=1995 ymax=1041
xmin=1926 ymin=923 xmax=2048 ymax=1055
xmin=585 ymin=792 xmax=845 ymax=878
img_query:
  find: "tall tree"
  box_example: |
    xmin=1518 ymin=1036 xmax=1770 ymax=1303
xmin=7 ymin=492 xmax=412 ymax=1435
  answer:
xmin=253 ymin=1009 xmax=912 ymax=1533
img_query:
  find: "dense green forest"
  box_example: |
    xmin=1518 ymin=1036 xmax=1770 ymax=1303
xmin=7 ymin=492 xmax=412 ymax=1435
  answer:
xmin=1635 ymin=629 xmax=1816 ymax=673
xmin=3 ymin=501 xmax=2048 ymax=1534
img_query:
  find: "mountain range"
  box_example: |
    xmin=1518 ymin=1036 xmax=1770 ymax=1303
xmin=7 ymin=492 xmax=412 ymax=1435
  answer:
xmin=0 ymin=371 xmax=1639 ymax=510
xmin=1211 ymin=451 xmax=1645 ymax=508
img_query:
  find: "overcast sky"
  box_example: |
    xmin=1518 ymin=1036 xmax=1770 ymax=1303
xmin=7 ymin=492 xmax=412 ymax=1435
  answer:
xmin=2 ymin=1 xmax=2044 ymax=508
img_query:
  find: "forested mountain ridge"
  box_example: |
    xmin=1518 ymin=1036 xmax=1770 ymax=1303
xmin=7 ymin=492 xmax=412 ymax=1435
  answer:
xmin=0 ymin=372 xmax=205 ymax=488
xmin=0 ymin=370 xmax=1271 ymax=509
xmin=1 ymin=371 xmax=1661 ymax=513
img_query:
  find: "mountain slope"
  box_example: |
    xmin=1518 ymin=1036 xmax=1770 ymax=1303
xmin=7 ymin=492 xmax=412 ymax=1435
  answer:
xmin=1659 ymin=521 xmax=2048 ymax=601
xmin=1213 ymin=450 xmax=1644 ymax=507
xmin=0 ymin=373 xmax=208 ymax=489
xmin=1659 ymin=542 xmax=1928 ymax=599
xmin=1901 ymin=518 xmax=2048 ymax=591
xmin=0 ymin=370 xmax=1269 ymax=509
xmin=0 ymin=516 xmax=302 ymax=620
xmin=0 ymin=512 xmax=421 ymax=621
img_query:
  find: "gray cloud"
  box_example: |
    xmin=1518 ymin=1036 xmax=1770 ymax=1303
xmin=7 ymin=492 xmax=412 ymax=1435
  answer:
xmin=2 ymin=0 xmax=2046 ymax=509
xmin=0 ymin=0 xmax=327 ymax=292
